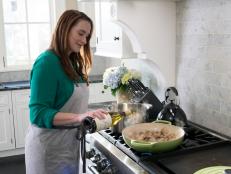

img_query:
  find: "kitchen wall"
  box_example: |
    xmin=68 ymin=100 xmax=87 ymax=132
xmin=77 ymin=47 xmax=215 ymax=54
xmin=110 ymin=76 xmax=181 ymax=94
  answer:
xmin=176 ymin=0 xmax=231 ymax=136
xmin=0 ymin=70 xmax=30 ymax=82
xmin=117 ymin=0 xmax=176 ymax=87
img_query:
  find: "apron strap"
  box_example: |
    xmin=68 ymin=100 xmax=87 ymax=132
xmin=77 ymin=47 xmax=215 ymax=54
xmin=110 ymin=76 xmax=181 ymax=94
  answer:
xmin=53 ymin=124 xmax=87 ymax=173
xmin=79 ymin=128 xmax=86 ymax=173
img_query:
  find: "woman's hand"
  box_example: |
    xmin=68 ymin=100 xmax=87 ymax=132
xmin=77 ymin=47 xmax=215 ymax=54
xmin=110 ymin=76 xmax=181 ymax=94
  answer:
xmin=84 ymin=109 xmax=108 ymax=120
xmin=53 ymin=109 xmax=108 ymax=126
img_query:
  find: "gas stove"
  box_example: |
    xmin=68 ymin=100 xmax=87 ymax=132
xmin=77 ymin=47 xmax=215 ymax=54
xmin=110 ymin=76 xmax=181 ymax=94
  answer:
xmin=87 ymin=121 xmax=231 ymax=174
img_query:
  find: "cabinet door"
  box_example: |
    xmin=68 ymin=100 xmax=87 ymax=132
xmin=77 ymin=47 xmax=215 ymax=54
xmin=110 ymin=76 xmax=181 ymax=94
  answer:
xmin=95 ymin=1 xmax=124 ymax=58
xmin=77 ymin=1 xmax=96 ymax=47
xmin=12 ymin=89 xmax=30 ymax=148
xmin=0 ymin=91 xmax=15 ymax=151
xmin=89 ymin=83 xmax=115 ymax=103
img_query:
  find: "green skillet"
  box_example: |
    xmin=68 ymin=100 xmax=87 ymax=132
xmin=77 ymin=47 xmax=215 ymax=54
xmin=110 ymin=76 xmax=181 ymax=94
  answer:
xmin=122 ymin=121 xmax=185 ymax=153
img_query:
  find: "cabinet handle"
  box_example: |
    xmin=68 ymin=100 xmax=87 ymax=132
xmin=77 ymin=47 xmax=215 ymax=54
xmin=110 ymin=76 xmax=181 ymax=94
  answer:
xmin=114 ymin=36 xmax=120 ymax=41
xmin=3 ymin=56 xmax=6 ymax=67
xmin=10 ymin=138 xmax=13 ymax=144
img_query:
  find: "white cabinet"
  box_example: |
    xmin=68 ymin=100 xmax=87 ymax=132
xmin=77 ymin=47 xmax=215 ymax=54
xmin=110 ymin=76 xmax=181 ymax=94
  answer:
xmin=0 ymin=91 xmax=15 ymax=151
xmin=0 ymin=89 xmax=30 ymax=152
xmin=77 ymin=1 xmax=96 ymax=47
xmin=89 ymin=83 xmax=115 ymax=103
xmin=12 ymin=89 xmax=30 ymax=148
xmin=94 ymin=0 xmax=133 ymax=58
xmin=0 ymin=82 xmax=114 ymax=152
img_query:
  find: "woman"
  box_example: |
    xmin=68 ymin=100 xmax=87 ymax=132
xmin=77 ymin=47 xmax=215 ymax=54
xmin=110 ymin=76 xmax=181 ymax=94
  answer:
xmin=25 ymin=10 xmax=107 ymax=174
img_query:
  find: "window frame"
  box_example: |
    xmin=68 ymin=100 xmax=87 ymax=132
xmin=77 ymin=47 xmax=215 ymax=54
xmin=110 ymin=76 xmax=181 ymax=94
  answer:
xmin=0 ymin=0 xmax=57 ymax=72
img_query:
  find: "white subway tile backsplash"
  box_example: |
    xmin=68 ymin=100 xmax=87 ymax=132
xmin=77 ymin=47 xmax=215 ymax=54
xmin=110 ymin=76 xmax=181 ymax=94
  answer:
xmin=0 ymin=71 xmax=30 ymax=83
xmin=207 ymin=46 xmax=225 ymax=59
xmin=213 ymin=60 xmax=231 ymax=73
xmin=212 ymin=34 xmax=231 ymax=46
xmin=221 ymin=74 xmax=231 ymax=88
xmin=221 ymin=5 xmax=231 ymax=20
xmin=204 ymin=72 xmax=222 ymax=86
xmin=220 ymin=101 xmax=231 ymax=115
xmin=180 ymin=21 xmax=208 ymax=35
xmin=0 ymin=55 xmax=109 ymax=83
xmin=223 ymin=20 xmax=231 ymax=34
xmin=177 ymin=0 xmax=231 ymax=137
xmin=179 ymin=9 xmax=202 ymax=22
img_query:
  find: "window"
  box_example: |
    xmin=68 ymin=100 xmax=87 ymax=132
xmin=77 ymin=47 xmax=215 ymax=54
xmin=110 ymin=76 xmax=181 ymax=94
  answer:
xmin=0 ymin=0 xmax=54 ymax=70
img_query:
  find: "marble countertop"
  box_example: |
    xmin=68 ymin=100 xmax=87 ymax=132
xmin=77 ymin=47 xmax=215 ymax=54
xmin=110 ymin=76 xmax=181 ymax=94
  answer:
xmin=0 ymin=75 xmax=103 ymax=91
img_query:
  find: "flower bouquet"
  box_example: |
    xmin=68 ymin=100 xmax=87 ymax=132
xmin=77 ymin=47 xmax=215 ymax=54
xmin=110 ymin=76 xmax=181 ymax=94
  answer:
xmin=103 ymin=66 xmax=141 ymax=99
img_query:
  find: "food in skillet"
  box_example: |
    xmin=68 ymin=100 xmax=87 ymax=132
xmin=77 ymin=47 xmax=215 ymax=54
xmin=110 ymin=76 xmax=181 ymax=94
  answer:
xmin=131 ymin=127 xmax=176 ymax=142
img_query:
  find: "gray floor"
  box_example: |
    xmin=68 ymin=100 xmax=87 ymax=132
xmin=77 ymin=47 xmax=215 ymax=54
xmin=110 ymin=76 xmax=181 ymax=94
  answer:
xmin=0 ymin=155 xmax=25 ymax=174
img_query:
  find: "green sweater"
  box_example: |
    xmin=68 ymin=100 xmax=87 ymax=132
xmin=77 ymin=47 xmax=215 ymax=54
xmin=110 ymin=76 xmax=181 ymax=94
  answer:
xmin=29 ymin=50 xmax=75 ymax=128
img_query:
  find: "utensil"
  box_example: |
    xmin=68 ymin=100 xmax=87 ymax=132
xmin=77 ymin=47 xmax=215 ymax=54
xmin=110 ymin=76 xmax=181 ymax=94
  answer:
xmin=127 ymin=79 xmax=163 ymax=121
xmin=122 ymin=122 xmax=185 ymax=153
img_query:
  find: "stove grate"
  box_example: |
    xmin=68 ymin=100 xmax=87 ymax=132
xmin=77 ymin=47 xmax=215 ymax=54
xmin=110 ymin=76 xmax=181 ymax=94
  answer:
xmin=99 ymin=123 xmax=227 ymax=162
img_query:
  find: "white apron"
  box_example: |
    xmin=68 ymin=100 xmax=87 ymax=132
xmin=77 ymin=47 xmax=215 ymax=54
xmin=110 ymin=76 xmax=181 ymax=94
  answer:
xmin=25 ymin=83 xmax=89 ymax=174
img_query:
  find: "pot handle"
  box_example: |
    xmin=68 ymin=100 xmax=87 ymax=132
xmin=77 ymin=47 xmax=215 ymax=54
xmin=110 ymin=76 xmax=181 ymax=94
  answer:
xmin=144 ymin=103 xmax=153 ymax=109
xmin=153 ymin=120 xmax=172 ymax=125
xmin=131 ymin=140 xmax=157 ymax=148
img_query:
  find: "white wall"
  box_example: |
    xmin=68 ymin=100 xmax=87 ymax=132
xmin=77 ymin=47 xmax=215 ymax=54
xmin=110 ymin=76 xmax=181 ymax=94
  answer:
xmin=53 ymin=0 xmax=77 ymax=22
xmin=117 ymin=0 xmax=176 ymax=86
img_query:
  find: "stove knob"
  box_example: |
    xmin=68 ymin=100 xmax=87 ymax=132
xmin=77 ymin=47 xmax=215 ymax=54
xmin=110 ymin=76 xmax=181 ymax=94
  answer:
xmin=101 ymin=164 xmax=117 ymax=174
xmin=96 ymin=158 xmax=110 ymax=172
xmin=86 ymin=148 xmax=96 ymax=159
xmin=91 ymin=153 xmax=101 ymax=163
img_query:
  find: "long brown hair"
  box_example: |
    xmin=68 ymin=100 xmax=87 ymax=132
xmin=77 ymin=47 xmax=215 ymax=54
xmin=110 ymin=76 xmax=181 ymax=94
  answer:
xmin=49 ymin=10 xmax=93 ymax=84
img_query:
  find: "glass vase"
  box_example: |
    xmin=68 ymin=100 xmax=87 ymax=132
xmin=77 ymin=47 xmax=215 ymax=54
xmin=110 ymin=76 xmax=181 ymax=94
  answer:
xmin=115 ymin=89 xmax=130 ymax=103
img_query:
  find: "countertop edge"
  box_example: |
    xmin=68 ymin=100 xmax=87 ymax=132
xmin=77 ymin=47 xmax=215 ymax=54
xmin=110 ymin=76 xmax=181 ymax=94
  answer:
xmin=0 ymin=75 xmax=103 ymax=91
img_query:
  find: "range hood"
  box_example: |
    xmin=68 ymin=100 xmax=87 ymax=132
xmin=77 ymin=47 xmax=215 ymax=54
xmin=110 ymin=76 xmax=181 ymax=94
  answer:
xmin=111 ymin=20 xmax=167 ymax=100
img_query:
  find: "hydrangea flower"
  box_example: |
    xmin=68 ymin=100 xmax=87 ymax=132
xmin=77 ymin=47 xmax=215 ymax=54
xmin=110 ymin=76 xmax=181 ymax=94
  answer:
xmin=121 ymin=70 xmax=141 ymax=85
xmin=103 ymin=66 xmax=141 ymax=96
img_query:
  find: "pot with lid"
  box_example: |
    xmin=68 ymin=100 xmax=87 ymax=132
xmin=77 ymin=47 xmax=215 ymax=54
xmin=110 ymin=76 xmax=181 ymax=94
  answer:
xmin=86 ymin=102 xmax=153 ymax=134
xmin=108 ymin=103 xmax=153 ymax=134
